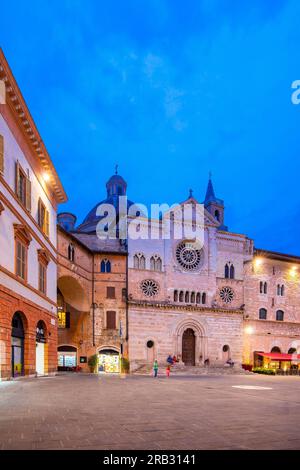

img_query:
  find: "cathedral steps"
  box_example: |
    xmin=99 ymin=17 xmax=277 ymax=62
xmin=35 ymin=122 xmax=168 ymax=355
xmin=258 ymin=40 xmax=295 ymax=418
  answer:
xmin=132 ymin=364 xmax=251 ymax=376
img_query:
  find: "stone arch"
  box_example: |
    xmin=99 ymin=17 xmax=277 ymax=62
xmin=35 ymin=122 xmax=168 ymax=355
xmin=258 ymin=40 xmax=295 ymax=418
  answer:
xmin=57 ymin=275 xmax=90 ymax=312
xmin=174 ymin=317 xmax=207 ymax=365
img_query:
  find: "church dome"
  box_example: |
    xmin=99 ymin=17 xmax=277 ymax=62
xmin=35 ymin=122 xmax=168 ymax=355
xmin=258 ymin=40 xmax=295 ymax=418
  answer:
xmin=76 ymin=170 xmax=135 ymax=233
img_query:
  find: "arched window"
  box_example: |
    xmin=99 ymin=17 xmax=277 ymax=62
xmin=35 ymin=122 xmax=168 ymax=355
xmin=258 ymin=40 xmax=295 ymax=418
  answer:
xmin=185 ymin=291 xmax=190 ymax=303
xmin=225 ymin=264 xmax=229 ymax=279
xmin=68 ymin=244 xmax=75 ymax=262
xmin=133 ymin=253 xmax=146 ymax=269
xmin=150 ymin=255 xmax=162 ymax=272
xmin=190 ymin=292 xmax=195 ymax=303
xmin=133 ymin=254 xmax=139 ymax=269
xmin=174 ymin=290 xmax=178 ymax=302
xmin=230 ymin=265 xmax=235 ymax=279
xmin=179 ymin=291 xmax=184 ymax=302
xmin=196 ymin=292 xmax=201 ymax=304
xmin=139 ymin=255 xmax=145 ymax=270
xmin=215 ymin=210 xmax=220 ymax=221
xmin=277 ymin=284 xmax=280 ymax=295
xmin=276 ymin=310 xmax=284 ymax=321
xmin=259 ymin=308 xmax=267 ymax=320
xmin=101 ymin=259 xmax=111 ymax=273
xmin=281 ymin=285 xmax=285 ymax=296
xmin=202 ymin=292 xmax=206 ymax=304
xmin=271 ymin=346 xmax=281 ymax=353
xmin=263 ymin=282 xmax=267 ymax=294
xmin=260 ymin=281 xmax=263 ymax=294
xmin=155 ymin=257 xmax=162 ymax=271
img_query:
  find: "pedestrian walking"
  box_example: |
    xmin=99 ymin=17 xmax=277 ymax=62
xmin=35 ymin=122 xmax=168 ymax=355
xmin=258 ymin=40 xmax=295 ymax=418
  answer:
xmin=166 ymin=364 xmax=171 ymax=377
xmin=153 ymin=359 xmax=159 ymax=377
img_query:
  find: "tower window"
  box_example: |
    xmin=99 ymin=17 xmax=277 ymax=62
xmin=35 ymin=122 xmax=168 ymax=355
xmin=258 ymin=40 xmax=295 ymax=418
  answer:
xmin=230 ymin=265 xmax=235 ymax=279
xmin=215 ymin=210 xmax=220 ymax=221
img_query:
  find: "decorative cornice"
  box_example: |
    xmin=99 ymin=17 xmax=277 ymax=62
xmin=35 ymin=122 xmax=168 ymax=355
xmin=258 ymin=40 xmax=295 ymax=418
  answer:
xmin=128 ymin=299 xmax=243 ymax=315
xmin=13 ymin=223 xmax=32 ymax=246
xmin=37 ymin=248 xmax=50 ymax=266
xmin=0 ymin=48 xmax=67 ymax=204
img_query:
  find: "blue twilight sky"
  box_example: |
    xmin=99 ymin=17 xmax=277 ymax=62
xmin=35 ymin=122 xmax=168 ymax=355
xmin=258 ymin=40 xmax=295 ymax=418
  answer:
xmin=1 ymin=0 xmax=300 ymax=254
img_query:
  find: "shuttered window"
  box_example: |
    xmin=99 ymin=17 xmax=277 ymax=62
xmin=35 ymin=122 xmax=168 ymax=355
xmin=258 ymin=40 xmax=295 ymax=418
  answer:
xmin=15 ymin=161 xmax=31 ymax=211
xmin=38 ymin=198 xmax=50 ymax=236
xmin=38 ymin=262 xmax=46 ymax=294
xmin=16 ymin=239 xmax=27 ymax=280
xmin=0 ymin=134 xmax=4 ymax=174
xmin=106 ymin=286 xmax=115 ymax=299
xmin=106 ymin=311 xmax=116 ymax=329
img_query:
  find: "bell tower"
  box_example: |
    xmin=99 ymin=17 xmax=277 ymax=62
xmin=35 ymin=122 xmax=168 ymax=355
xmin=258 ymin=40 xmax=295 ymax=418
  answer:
xmin=204 ymin=173 xmax=228 ymax=231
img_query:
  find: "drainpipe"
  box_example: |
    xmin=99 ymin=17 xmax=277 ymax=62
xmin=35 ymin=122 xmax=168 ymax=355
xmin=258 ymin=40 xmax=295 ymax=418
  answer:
xmin=92 ymin=253 xmax=95 ymax=347
xmin=125 ymin=245 xmax=129 ymax=344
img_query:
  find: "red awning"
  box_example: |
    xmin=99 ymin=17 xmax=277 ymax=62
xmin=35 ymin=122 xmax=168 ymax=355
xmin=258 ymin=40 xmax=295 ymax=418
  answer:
xmin=257 ymin=352 xmax=300 ymax=361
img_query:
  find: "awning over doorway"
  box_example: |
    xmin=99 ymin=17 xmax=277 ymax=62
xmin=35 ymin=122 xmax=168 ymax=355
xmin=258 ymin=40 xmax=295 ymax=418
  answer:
xmin=257 ymin=352 xmax=300 ymax=361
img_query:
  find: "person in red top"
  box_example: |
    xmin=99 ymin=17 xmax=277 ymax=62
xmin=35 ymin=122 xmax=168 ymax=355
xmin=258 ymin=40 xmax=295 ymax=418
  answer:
xmin=166 ymin=365 xmax=171 ymax=377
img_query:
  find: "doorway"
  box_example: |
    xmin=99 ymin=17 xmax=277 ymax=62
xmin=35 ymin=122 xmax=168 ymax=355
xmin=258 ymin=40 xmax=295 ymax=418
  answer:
xmin=182 ymin=328 xmax=195 ymax=366
xmin=11 ymin=313 xmax=25 ymax=377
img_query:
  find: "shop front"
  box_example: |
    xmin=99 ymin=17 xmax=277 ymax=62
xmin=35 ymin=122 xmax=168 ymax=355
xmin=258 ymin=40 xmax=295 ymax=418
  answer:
xmin=254 ymin=352 xmax=300 ymax=372
xmin=11 ymin=312 xmax=25 ymax=377
xmin=36 ymin=321 xmax=46 ymax=375
xmin=98 ymin=349 xmax=120 ymax=374
xmin=57 ymin=345 xmax=77 ymax=371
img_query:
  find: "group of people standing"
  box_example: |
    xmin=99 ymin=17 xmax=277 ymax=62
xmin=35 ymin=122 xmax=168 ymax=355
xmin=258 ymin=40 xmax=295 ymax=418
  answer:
xmin=153 ymin=355 xmax=178 ymax=378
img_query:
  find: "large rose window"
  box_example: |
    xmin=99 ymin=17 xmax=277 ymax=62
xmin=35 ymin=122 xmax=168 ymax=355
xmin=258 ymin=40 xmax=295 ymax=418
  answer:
xmin=140 ymin=279 xmax=159 ymax=297
xmin=175 ymin=241 xmax=202 ymax=271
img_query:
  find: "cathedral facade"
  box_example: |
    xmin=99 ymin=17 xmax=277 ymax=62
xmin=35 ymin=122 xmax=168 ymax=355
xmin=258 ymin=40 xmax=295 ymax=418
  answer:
xmin=57 ymin=171 xmax=300 ymax=372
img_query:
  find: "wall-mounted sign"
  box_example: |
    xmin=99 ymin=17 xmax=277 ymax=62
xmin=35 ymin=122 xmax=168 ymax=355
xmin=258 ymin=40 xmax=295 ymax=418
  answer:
xmin=80 ymin=356 xmax=87 ymax=363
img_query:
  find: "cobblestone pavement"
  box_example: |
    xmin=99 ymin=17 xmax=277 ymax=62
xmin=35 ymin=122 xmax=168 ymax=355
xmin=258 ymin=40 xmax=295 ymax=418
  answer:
xmin=0 ymin=373 xmax=300 ymax=450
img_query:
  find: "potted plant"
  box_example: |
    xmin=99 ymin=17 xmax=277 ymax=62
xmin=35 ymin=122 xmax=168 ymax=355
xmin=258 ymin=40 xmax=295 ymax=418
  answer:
xmin=88 ymin=354 xmax=98 ymax=373
xmin=120 ymin=357 xmax=130 ymax=374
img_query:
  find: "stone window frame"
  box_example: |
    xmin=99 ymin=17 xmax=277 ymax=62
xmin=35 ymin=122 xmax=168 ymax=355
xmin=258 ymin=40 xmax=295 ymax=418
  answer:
xmin=14 ymin=224 xmax=32 ymax=282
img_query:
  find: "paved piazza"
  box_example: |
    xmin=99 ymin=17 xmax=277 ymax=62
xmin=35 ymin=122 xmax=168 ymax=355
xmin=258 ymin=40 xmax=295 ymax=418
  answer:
xmin=0 ymin=373 xmax=300 ymax=450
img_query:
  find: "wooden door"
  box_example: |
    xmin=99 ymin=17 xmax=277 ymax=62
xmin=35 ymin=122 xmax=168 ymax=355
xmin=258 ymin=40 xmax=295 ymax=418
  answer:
xmin=182 ymin=329 xmax=195 ymax=366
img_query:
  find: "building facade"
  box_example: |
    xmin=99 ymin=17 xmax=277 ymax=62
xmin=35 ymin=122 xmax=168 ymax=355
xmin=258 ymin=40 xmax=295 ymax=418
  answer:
xmin=0 ymin=50 xmax=67 ymax=379
xmin=58 ymin=170 xmax=300 ymax=373
xmin=56 ymin=175 xmax=128 ymax=373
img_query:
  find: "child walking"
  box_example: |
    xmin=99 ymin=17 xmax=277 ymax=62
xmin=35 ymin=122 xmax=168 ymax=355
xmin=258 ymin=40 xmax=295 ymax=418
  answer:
xmin=166 ymin=364 xmax=171 ymax=377
xmin=153 ymin=360 xmax=158 ymax=377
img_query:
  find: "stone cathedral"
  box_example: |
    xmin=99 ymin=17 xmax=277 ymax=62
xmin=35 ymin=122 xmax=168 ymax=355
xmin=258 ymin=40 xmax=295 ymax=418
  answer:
xmin=56 ymin=171 xmax=300 ymax=373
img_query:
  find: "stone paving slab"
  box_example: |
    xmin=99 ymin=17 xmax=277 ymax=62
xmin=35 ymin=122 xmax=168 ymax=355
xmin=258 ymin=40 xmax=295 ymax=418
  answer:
xmin=0 ymin=373 xmax=300 ymax=450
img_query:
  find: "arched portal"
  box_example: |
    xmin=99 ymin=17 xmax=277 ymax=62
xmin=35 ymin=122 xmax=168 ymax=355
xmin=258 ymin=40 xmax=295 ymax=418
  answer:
xmin=174 ymin=317 xmax=207 ymax=366
xmin=11 ymin=312 xmax=25 ymax=377
xmin=182 ymin=329 xmax=196 ymax=366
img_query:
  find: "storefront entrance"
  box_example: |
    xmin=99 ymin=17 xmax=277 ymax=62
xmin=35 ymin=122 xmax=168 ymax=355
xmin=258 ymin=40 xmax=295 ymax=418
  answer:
xmin=98 ymin=349 xmax=120 ymax=373
xmin=11 ymin=313 xmax=25 ymax=377
xmin=182 ymin=329 xmax=195 ymax=366
xmin=36 ymin=321 xmax=46 ymax=375
xmin=57 ymin=345 xmax=77 ymax=370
